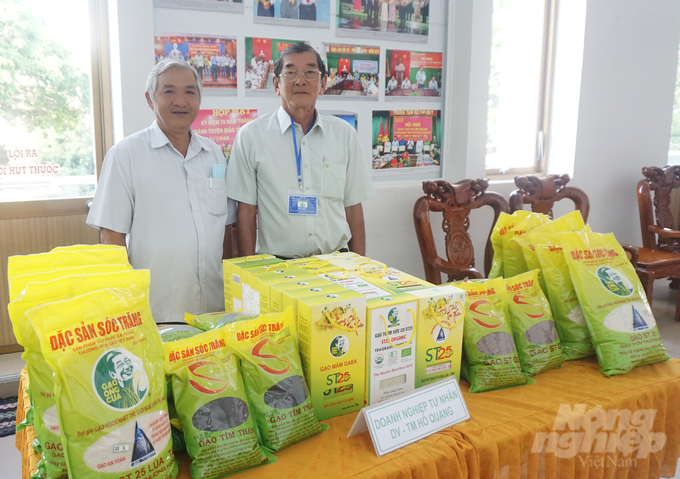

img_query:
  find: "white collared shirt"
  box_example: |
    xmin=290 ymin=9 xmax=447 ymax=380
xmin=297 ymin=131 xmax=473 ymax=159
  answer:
xmin=87 ymin=121 xmax=237 ymax=323
xmin=227 ymin=107 xmax=375 ymax=258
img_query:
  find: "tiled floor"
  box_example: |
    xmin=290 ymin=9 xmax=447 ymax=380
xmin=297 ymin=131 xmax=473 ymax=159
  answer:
xmin=1 ymin=285 xmax=680 ymax=478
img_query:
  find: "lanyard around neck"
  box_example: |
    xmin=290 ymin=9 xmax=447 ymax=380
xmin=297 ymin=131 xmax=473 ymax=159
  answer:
xmin=290 ymin=114 xmax=315 ymax=191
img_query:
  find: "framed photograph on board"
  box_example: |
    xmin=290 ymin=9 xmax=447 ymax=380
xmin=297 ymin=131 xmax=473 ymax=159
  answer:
xmin=245 ymin=37 xmax=307 ymax=96
xmin=371 ymin=110 xmax=441 ymax=179
xmin=253 ymin=0 xmax=330 ymax=28
xmin=154 ymin=33 xmax=238 ymax=95
xmin=322 ymin=44 xmax=380 ymax=100
xmin=191 ymin=110 xmax=258 ymax=163
xmin=154 ymin=0 xmax=244 ymax=14
xmin=335 ymin=0 xmax=429 ymax=42
xmin=385 ymin=49 xmax=442 ymax=100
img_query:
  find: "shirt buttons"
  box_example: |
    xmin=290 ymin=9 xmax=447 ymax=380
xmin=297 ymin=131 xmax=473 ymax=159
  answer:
xmin=308 ymin=233 xmax=312 ymax=237
xmin=325 ymin=164 xmax=330 ymax=168
xmin=302 ymin=141 xmax=306 ymax=145
xmin=304 ymin=163 xmax=309 ymax=168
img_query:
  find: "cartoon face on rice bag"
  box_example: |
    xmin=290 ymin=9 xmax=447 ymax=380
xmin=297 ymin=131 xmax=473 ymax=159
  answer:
xmin=560 ymin=232 xmax=668 ymax=376
xmin=454 ymin=277 xmax=533 ymax=393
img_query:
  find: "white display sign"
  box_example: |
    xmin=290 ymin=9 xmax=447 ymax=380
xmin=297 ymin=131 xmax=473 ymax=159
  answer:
xmin=347 ymin=376 xmax=469 ymax=457
xmin=352 ymin=59 xmax=379 ymax=74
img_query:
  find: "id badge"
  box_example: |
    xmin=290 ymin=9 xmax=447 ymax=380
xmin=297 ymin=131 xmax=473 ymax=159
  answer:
xmin=288 ymin=189 xmax=318 ymax=215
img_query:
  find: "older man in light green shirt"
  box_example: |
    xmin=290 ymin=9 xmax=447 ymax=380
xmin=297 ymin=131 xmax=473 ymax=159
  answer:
xmin=227 ymin=43 xmax=375 ymax=258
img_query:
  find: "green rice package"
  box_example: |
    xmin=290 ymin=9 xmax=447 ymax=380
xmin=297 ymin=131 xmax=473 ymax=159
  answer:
xmin=164 ymin=329 xmax=275 ymax=478
xmin=8 ymin=267 xmax=136 ymax=479
xmin=26 ymin=285 xmax=178 ymax=479
xmin=158 ymin=324 xmax=203 ymax=343
xmin=501 ymin=212 xmax=550 ymax=278
xmin=531 ymin=232 xmax=595 ymax=360
xmin=222 ymin=309 xmax=326 ymax=451
xmin=454 ymin=277 xmax=533 ymax=393
xmin=488 ymin=211 xmax=531 ymax=278
xmin=510 ymin=211 xmax=588 ymax=297
xmin=185 ymin=311 xmax=258 ymax=331
xmin=560 ymin=232 xmax=669 ymax=376
xmin=504 ymin=270 xmax=564 ymax=376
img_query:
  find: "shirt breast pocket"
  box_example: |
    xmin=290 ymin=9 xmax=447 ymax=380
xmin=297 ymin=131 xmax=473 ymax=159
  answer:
xmin=320 ymin=162 xmax=346 ymax=201
xmin=206 ymin=176 xmax=228 ymax=216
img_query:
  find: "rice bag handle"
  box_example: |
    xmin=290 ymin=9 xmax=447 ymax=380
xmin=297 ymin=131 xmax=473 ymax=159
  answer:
xmin=359 ymin=262 xmax=387 ymax=275
xmin=380 ymin=309 xmax=417 ymax=348
xmin=428 ymin=302 xmax=464 ymax=330
xmin=302 ymin=260 xmax=331 ymax=269
xmin=322 ymin=269 xmax=350 ymax=279
xmin=265 ymin=262 xmax=289 ymax=271
xmin=323 ymin=307 xmax=358 ymax=332
xmin=244 ymin=255 xmax=268 ymax=262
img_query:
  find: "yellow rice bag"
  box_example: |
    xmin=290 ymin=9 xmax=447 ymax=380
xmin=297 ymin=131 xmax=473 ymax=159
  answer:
xmin=560 ymin=232 xmax=668 ymax=376
xmin=501 ymin=212 xmax=550 ymax=278
xmin=27 ymin=284 xmax=178 ymax=479
xmin=489 ymin=211 xmax=530 ymax=278
xmin=8 ymin=268 xmax=137 ymax=479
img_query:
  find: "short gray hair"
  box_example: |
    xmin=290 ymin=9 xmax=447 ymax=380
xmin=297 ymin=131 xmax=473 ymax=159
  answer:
xmin=145 ymin=59 xmax=202 ymax=104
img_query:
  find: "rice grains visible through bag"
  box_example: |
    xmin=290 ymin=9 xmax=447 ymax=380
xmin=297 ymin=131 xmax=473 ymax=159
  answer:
xmin=560 ymin=232 xmax=668 ymax=376
xmin=504 ymin=270 xmax=564 ymax=376
xmin=27 ymin=286 xmax=178 ymax=479
xmin=454 ymin=278 xmax=532 ymax=393
xmin=222 ymin=309 xmax=326 ymax=452
xmin=185 ymin=311 xmax=259 ymax=332
xmin=531 ymin=232 xmax=595 ymax=360
xmin=164 ymin=329 xmax=275 ymax=478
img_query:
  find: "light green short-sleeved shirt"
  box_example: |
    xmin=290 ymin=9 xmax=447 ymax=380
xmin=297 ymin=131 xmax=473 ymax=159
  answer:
xmin=227 ymin=107 xmax=375 ymax=258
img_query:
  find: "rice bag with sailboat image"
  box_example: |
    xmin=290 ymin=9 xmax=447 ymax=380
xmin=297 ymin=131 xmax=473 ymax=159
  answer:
xmin=560 ymin=231 xmax=668 ymax=376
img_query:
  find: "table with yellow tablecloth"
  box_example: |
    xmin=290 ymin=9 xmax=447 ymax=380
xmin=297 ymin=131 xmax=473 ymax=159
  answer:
xmin=17 ymin=358 xmax=680 ymax=479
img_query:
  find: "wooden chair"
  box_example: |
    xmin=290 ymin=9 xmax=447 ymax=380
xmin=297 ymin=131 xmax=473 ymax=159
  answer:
xmin=509 ymin=174 xmax=590 ymax=222
xmin=634 ymin=165 xmax=680 ymax=320
xmin=413 ymin=178 xmax=509 ymax=284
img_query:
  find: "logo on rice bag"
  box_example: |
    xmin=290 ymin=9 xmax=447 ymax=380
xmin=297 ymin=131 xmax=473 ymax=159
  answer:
xmin=330 ymin=335 xmax=349 ymax=358
xmin=469 ymin=299 xmax=504 ymax=329
xmin=596 ymin=267 xmax=634 ymax=297
xmin=93 ymin=348 xmax=148 ymax=410
xmin=387 ymin=308 xmax=400 ymax=327
xmin=188 ymin=361 xmax=229 ymax=394
xmin=252 ymin=338 xmax=291 ymax=375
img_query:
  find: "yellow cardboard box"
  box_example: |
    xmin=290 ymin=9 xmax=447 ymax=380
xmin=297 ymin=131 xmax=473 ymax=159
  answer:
xmin=231 ymin=259 xmax=285 ymax=311
xmin=365 ymin=294 xmax=419 ymax=406
xmin=270 ymin=277 xmax=336 ymax=312
xmin=407 ymin=285 xmax=466 ymax=388
xmin=317 ymin=271 xmax=392 ymax=298
xmin=281 ymin=283 xmax=348 ymax=323
xmin=313 ymin=252 xmax=360 ymax=261
xmin=241 ymin=266 xmax=314 ymax=314
xmin=357 ymin=266 xmax=435 ymax=295
xmin=297 ymin=289 xmax=366 ymax=420
xmin=223 ymin=255 xmax=276 ymax=310
xmin=250 ymin=271 xmax=321 ymax=314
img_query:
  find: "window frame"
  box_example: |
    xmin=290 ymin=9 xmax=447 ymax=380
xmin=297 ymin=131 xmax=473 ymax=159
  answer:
xmin=0 ymin=0 xmax=112 ymax=220
xmin=485 ymin=0 xmax=557 ymax=179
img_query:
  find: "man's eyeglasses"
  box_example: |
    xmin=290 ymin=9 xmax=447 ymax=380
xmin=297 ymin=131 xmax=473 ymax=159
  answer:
xmin=280 ymin=70 xmax=323 ymax=82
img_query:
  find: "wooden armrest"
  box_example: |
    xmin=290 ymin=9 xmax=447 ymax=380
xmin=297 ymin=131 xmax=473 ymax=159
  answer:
xmin=648 ymin=225 xmax=680 ymax=238
xmin=620 ymin=244 xmax=639 ymax=266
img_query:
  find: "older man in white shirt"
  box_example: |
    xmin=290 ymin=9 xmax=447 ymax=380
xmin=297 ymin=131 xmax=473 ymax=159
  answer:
xmin=87 ymin=59 xmax=236 ymax=322
xmin=227 ymin=43 xmax=374 ymax=258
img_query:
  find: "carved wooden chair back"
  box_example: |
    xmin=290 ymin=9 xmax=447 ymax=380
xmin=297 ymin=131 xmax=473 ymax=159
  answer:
xmin=637 ymin=165 xmax=680 ymax=253
xmin=413 ymin=178 xmax=509 ymax=284
xmin=509 ymin=174 xmax=590 ymax=222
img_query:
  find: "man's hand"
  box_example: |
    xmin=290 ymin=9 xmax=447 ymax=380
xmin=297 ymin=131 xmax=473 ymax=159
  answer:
xmin=236 ymin=202 xmax=257 ymax=256
xmin=100 ymin=228 xmax=127 ymax=248
xmin=345 ymin=203 xmax=366 ymax=256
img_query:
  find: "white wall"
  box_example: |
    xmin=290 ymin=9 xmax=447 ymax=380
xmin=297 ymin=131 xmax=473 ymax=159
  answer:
xmin=109 ymin=0 xmax=680 ymax=281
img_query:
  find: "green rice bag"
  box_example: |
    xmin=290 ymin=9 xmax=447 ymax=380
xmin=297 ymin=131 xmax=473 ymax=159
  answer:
xmin=504 ymin=270 xmax=564 ymax=376
xmin=8 ymin=268 xmax=137 ymax=479
xmin=454 ymin=277 xmax=533 ymax=393
xmin=158 ymin=324 xmax=202 ymax=343
xmin=531 ymin=232 xmax=595 ymax=360
xmin=164 ymin=329 xmax=275 ymax=478
xmin=27 ymin=285 xmax=178 ymax=479
xmin=560 ymin=232 xmax=669 ymax=376
xmin=185 ymin=311 xmax=258 ymax=331
xmin=501 ymin=212 xmax=550 ymax=278
xmin=222 ymin=309 xmax=327 ymax=451
xmin=511 ymin=211 xmax=588 ymax=297
xmin=488 ymin=211 xmax=531 ymax=278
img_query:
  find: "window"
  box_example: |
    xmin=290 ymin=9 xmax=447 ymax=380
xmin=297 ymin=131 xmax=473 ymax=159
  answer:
xmin=485 ymin=0 xmax=555 ymax=176
xmin=0 ymin=0 xmax=110 ymax=208
xmin=669 ymin=41 xmax=680 ymax=165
